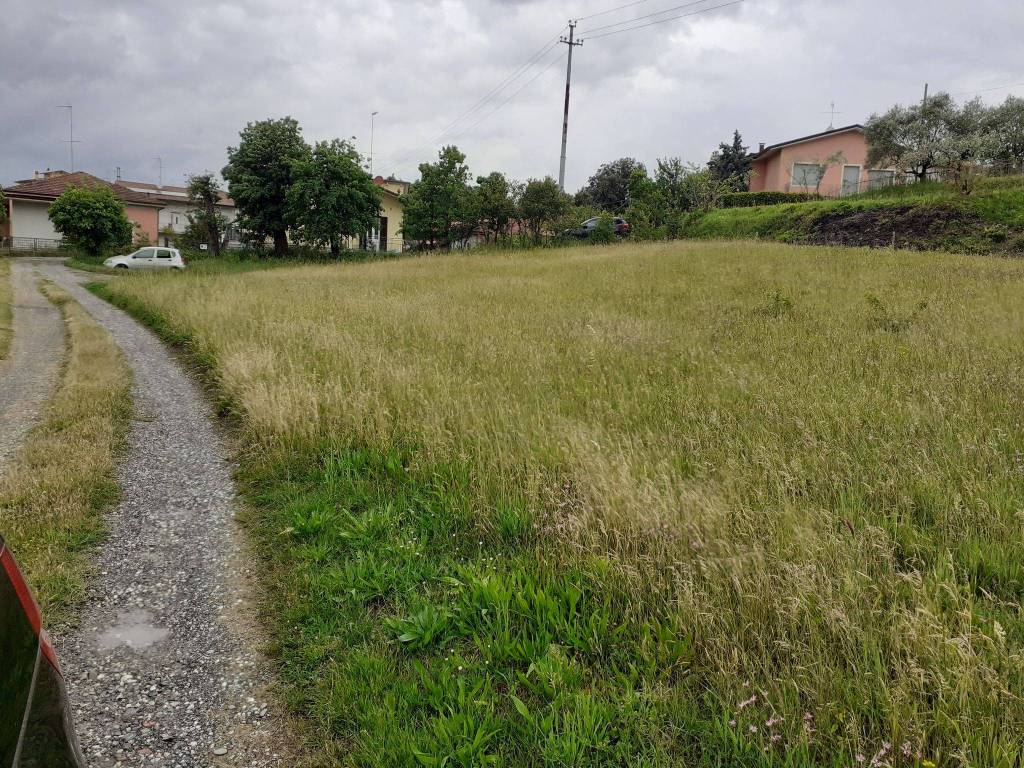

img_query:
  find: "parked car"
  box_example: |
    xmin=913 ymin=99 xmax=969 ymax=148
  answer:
xmin=1 ymin=536 xmax=85 ymax=767
xmin=103 ymin=246 xmax=186 ymax=270
xmin=564 ymin=217 xmax=630 ymax=239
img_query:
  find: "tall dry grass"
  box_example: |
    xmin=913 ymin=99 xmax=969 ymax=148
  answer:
xmin=104 ymin=240 xmax=1024 ymax=765
xmin=0 ymin=282 xmax=131 ymax=621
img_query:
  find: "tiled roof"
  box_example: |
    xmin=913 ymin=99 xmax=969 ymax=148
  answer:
xmin=3 ymin=172 xmax=164 ymax=207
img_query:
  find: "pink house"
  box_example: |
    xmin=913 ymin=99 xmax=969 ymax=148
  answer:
xmin=749 ymin=124 xmax=896 ymax=197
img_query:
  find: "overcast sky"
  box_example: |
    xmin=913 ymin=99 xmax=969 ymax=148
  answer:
xmin=2 ymin=0 xmax=1022 ymax=192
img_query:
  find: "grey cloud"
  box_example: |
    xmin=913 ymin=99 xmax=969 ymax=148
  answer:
xmin=2 ymin=0 xmax=1022 ymax=191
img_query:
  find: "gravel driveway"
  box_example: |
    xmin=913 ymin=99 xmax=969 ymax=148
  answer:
xmin=0 ymin=259 xmax=64 ymax=472
xmin=33 ymin=261 xmax=290 ymax=768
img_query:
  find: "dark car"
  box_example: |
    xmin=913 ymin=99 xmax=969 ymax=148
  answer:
xmin=564 ymin=216 xmax=630 ymax=239
xmin=1 ymin=536 xmax=85 ymax=768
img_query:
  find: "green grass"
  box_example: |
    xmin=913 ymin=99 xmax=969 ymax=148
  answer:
xmin=0 ymin=259 xmax=10 ymax=359
xmin=95 ymin=240 xmax=1024 ymax=767
xmin=682 ymin=176 xmax=1024 ymax=253
xmin=0 ymin=282 xmax=131 ymax=621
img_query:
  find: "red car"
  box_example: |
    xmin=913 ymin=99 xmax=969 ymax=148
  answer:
xmin=1 ymin=536 xmax=85 ymax=767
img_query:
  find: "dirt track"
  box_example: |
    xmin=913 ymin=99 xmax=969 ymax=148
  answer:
xmin=15 ymin=260 xmax=290 ymax=768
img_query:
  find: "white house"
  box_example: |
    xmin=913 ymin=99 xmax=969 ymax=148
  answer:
xmin=118 ymin=180 xmax=239 ymax=247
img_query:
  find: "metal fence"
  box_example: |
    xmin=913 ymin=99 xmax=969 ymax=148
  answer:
xmin=0 ymin=236 xmax=66 ymax=252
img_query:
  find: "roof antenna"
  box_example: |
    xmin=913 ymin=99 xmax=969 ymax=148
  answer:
xmin=821 ymin=101 xmax=843 ymax=130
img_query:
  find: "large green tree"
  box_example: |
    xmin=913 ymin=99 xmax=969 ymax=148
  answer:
xmin=575 ymin=157 xmax=646 ymax=212
xmin=474 ymin=172 xmax=516 ymax=243
xmin=518 ymin=177 xmax=568 ymax=242
xmin=222 ymin=117 xmax=310 ymax=256
xmin=401 ymin=146 xmax=477 ymax=250
xmin=185 ymin=173 xmax=229 ymax=257
xmin=48 ymin=186 xmax=133 ymax=257
xmin=287 ymin=139 xmax=381 ymax=256
xmin=707 ymin=130 xmax=752 ymax=191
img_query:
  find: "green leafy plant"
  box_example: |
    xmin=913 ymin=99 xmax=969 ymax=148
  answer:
xmin=47 ymin=185 xmax=133 ymax=257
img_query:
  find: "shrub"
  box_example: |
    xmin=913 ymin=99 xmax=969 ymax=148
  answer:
xmin=720 ymin=191 xmax=819 ymax=208
xmin=588 ymin=215 xmax=616 ymax=244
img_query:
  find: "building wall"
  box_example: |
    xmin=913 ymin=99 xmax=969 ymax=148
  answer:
xmin=750 ymin=130 xmax=870 ymax=196
xmin=125 ymin=205 xmax=160 ymax=244
xmin=158 ymin=200 xmax=191 ymax=237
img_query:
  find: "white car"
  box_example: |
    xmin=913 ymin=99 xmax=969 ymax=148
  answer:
xmin=104 ymin=246 xmax=186 ymax=271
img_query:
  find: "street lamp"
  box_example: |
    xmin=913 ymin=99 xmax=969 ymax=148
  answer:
xmin=369 ymin=111 xmax=379 ymax=176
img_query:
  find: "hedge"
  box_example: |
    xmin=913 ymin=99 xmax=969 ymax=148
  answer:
xmin=720 ymin=191 xmax=819 ymax=208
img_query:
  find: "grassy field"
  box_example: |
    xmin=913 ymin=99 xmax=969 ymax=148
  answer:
xmin=0 ymin=282 xmax=131 ymax=622
xmin=98 ymin=240 xmax=1024 ymax=767
xmin=682 ymin=176 xmax=1024 ymax=254
xmin=0 ymin=259 xmax=11 ymax=359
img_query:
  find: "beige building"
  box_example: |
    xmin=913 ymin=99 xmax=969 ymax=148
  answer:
xmin=345 ymin=176 xmax=408 ymax=253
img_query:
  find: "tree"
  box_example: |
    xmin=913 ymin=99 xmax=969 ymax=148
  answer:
xmin=287 ymin=139 xmax=381 ymax=256
xmin=707 ymin=130 xmax=752 ymax=191
xmin=185 ymin=174 xmax=229 ymax=257
xmin=518 ymin=177 xmax=567 ymax=242
xmin=222 ymin=117 xmax=310 ymax=256
xmin=48 ymin=186 xmax=133 ymax=257
xmin=475 ymin=172 xmax=516 ymax=242
xmin=401 ymin=146 xmax=477 ymax=250
xmin=575 ymin=157 xmax=646 ymax=212
xmin=984 ymin=96 xmax=1024 ymax=172
xmin=866 ymin=93 xmax=966 ymax=182
xmin=687 ymin=169 xmax=736 ymax=212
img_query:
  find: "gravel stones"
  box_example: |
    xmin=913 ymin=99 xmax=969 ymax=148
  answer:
xmin=36 ymin=261 xmax=291 ymax=768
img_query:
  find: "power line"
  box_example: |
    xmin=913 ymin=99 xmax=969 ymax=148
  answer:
xmin=448 ymin=49 xmax=566 ymax=144
xmin=584 ymin=0 xmax=744 ymax=39
xmin=950 ymin=80 xmax=1024 ymax=97
xmin=576 ymin=0 xmax=656 ymax=22
xmin=579 ymin=0 xmax=715 ymax=35
xmin=378 ymin=28 xmax=566 ymax=171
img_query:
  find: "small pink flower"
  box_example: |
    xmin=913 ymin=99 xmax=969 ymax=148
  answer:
xmin=738 ymin=694 xmax=757 ymax=710
xmin=855 ymin=755 xmax=866 ymax=764
xmin=765 ymin=716 xmax=783 ymax=728
xmin=749 ymin=725 xmax=758 ymax=734
xmin=901 ymin=742 xmax=912 ymax=758
xmin=771 ymin=733 xmax=782 ymax=744
xmin=728 ymin=719 xmax=736 ymax=727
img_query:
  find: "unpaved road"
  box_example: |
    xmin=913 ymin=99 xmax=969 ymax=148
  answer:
xmin=15 ymin=260 xmax=290 ymax=768
xmin=0 ymin=260 xmax=64 ymax=471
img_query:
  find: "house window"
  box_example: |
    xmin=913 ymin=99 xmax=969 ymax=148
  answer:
xmin=867 ymin=170 xmax=896 ymax=190
xmin=791 ymin=163 xmax=824 ymax=189
xmin=173 ymin=214 xmax=180 ymax=224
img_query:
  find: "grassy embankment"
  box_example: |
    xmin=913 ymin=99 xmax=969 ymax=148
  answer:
xmin=0 ymin=282 xmax=131 ymax=622
xmin=682 ymin=176 xmax=1024 ymax=253
xmin=97 ymin=241 xmax=1024 ymax=767
xmin=0 ymin=259 xmax=11 ymax=359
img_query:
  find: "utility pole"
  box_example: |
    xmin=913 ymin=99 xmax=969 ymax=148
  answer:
xmin=154 ymin=157 xmax=163 ymax=188
xmin=922 ymin=83 xmax=929 ymax=109
xmin=56 ymin=105 xmax=79 ymax=171
xmin=558 ymin=20 xmax=583 ymax=192
xmin=369 ymin=111 xmax=379 ymax=176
